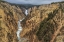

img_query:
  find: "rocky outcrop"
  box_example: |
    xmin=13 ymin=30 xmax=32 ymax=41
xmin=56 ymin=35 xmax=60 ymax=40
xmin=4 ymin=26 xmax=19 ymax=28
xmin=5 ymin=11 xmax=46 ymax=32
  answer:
xmin=0 ymin=1 xmax=25 ymax=42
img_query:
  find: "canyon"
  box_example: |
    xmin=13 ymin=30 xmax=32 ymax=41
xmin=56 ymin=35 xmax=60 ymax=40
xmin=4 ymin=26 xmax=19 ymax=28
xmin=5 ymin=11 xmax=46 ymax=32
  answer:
xmin=0 ymin=1 xmax=64 ymax=42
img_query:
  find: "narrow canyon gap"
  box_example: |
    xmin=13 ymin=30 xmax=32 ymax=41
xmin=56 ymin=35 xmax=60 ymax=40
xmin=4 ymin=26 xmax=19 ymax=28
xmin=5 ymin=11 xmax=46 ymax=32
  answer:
xmin=16 ymin=9 xmax=28 ymax=42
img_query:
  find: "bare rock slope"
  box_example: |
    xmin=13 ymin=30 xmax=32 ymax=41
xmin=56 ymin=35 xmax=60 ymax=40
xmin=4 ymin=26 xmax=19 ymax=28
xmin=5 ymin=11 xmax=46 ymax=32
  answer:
xmin=21 ymin=2 xmax=64 ymax=42
xmin=0 ymin=1 xmax=25 ymax=42
xmin=0 ymin=1 xmax=64 ymax=42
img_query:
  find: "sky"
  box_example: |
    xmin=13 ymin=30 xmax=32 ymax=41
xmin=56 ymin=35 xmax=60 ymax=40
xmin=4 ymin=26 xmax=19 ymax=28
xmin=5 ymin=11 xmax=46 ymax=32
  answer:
xmin=5 ymin=0 xmax=64 ymax=5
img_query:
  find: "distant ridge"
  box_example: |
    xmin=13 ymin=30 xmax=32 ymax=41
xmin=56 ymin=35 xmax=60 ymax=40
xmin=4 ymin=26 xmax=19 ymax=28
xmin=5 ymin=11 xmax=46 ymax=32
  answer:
xmin=10 ymin=4 xmax=40 ymax=9
xmin=1 ymin=1 xmax=64 ymax=9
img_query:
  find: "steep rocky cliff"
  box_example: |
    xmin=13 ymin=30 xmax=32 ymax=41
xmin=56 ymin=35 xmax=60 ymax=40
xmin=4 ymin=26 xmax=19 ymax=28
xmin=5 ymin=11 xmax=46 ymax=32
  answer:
xmin=0 ymin=1 xmax=64 ymax=42
xmin=0 ymin=1 xmax=25 ymax=42
xmin=21 ymin=2 xmax=64 ymax=42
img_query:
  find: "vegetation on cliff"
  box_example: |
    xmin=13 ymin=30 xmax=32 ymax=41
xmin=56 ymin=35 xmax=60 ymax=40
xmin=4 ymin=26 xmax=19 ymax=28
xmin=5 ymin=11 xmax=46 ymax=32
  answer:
xmin=36 ymin=9 xmax=58 ymax=42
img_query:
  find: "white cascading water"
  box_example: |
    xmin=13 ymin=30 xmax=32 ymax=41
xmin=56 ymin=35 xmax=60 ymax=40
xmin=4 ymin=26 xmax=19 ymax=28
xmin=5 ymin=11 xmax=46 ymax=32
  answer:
xmin=16 ymin=18 xmax=25 ymax=40
xmin=16 ymin=9 xmax=28 ymax=41
xmin=25 ymin=9 xmax=28 ymax=16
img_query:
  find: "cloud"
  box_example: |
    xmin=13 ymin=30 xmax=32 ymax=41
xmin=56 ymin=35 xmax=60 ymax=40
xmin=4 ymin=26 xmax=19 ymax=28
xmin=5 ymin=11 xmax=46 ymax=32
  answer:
xmin=5 ymin=0 xmax=63 ymax=5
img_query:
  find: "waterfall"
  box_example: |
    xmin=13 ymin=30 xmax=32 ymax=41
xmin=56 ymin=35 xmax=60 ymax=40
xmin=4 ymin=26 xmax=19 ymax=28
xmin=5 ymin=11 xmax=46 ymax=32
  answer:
xmin=25 ymin=9 xmax=28 ymax=16
xmin=16 ymin=9 xmax=28 ymax=41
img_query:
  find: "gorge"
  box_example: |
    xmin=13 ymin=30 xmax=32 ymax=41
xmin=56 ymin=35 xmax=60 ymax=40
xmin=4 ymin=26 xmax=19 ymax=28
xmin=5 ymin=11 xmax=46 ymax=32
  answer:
xmin=0 ymin=1 xmax=64 ymax=42
xmin=17 ymin=9 xmax=28 ymax=42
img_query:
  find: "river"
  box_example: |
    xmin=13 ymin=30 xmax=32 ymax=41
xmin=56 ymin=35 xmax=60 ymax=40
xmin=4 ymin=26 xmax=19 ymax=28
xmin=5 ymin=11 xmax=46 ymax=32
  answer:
xmin=16 ymin=9 xmax=28 ymax=42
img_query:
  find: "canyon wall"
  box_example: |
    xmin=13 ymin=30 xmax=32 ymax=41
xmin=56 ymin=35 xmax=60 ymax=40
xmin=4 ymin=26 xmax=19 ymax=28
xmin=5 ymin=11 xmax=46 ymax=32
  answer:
xmin=0 ymin=1 xmax=64 ymax=42
xmin=0 ymin=1 xmax=25 ymax=42
xmin=21 ymin=2 xmax=64 ymax=42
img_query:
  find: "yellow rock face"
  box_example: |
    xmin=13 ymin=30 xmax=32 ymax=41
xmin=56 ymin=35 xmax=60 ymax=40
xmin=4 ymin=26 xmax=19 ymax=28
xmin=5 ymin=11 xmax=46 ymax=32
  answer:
xmin=20 ymin=3 xmax=64 ymax=42
xmin=0 ymin=1 xmax=64 ymax=42
xmin=0 ymin=2 xmax=25 ymax=42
